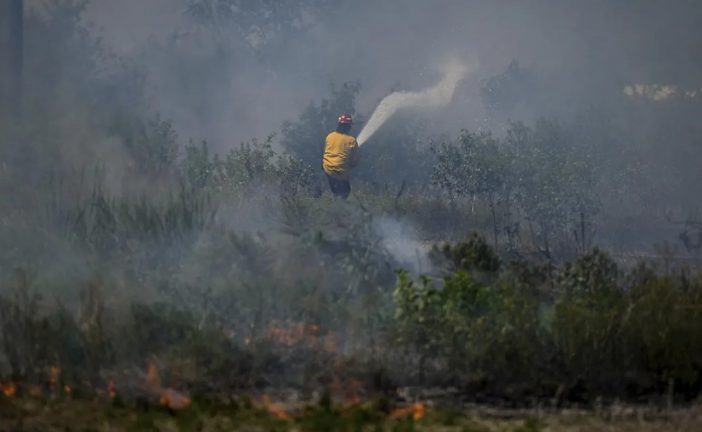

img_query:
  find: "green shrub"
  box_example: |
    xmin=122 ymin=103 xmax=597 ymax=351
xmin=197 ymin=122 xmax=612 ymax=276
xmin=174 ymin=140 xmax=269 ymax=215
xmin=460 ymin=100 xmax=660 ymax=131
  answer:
xmin=392 ymin=245 xmax=702 ymax=402
xmin=430 ymin=233 xmax=500 ymax=276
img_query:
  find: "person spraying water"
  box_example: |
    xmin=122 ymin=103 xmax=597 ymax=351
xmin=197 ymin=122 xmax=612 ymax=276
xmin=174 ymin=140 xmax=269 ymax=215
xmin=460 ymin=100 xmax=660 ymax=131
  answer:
xmin=322 ymin=113 xmax=360 ymax=199
xmin=357 ymin=61 xmax=470 ymax=146
xmin=321 ymin=61 xmax=469 ymax=198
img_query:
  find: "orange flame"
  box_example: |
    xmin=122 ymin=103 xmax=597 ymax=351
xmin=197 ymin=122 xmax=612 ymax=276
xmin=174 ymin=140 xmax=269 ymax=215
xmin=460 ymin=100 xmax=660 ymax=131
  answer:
xmin=144 ymin=360 xmax=191 ymax=410
xmin=263 ymin=321 xmax=341 ymax=354
xmin=259 ymin=394 xmax=291 ymax=420
xmin=413 ymin=402 xmax=426 ymax=421
xmin=329 ymin=376 xmax=363 ymax=405
xmin=146 ymin=361 xmax=160 ymax=389
xmin=48 ymin=366 xmax=61 ymax=388
xmin=390 ymin=402 xmax=426 ymax=421
xmin=266 ymin=321 xmax=323 ymax=347
xmin=64 ymin=384 xmax=72 ymax=396
xmin=1 ymin=382 xmax=17 ymax=397
xmin=159 ymin=388 xmax=191 ymax=410
xmin=28 ymin=385 xmax=43 ymax=397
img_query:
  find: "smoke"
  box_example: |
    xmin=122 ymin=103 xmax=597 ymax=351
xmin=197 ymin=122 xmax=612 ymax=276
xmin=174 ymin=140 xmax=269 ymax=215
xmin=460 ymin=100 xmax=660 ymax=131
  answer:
xmin=2 ymin=0 xmax=701 ymax=270
xmin=374 ymin=216 xmax=430 ymax=275
xmin=1 ymin=0 xmax=702 ymax=399
xmin=80 ymin=1 xmax=702 ymax=149
xmin=357 ymin=61 xmax=470 ymax=146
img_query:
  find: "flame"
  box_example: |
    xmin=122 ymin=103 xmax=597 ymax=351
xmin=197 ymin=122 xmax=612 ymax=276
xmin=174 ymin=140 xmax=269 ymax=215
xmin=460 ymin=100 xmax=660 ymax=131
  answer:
xmin=28 ymin=385 xmax=43 ymax=397
xmin=64 ymin=384 xmax=72 ymax=396
xmin=329 ymin=376 xmax=363 ymax=405
xmin=266 ymin=321 xmax=322 ymax=346
xmin=412 ymin=402 xmax=426 ymax=421
xmin=146 ymin=361 xmax=161 ymax=389
xmin=265 ymin=321 xmax=340 ymax=352
xmin=49 ymin=366 xmax=61 ymax=388
xmin=144 ymin=360 xmax=191 ymax=410
xmin=1 ymin=382 xmax=17 ymax=397
xmin=159 ymin=388 xmax=191 ymax=410
xmin=107 ymin=378 xmax=117 ymax=399
xmin=390 ymin=402 xmax=426 ymax=421
xmin=344 ymin=378 xmax=363 ymax=405
xmin=259 ymin=394 xmax=291 ymax=420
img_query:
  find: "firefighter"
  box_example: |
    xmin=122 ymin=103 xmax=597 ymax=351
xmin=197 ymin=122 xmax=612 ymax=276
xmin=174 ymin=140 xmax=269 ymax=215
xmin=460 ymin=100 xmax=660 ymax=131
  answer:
xmin=322 ymin=113 xmax=360 ymax=199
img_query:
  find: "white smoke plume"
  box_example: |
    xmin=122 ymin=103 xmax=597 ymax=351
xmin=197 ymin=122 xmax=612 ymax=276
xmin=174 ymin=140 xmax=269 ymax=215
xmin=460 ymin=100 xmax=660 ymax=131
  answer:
xmin=357 ymin=60 xmax=470 ymax=146
xmin=374 ymin=216 xmax=431 ymax=275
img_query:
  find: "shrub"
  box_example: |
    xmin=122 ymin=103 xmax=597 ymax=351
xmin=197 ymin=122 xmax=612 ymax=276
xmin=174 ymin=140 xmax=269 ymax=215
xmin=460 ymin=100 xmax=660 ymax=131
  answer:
xmin=430 ymin=233 xmax=501 ymax=276
xmin=392 ymin=244 xmax=702 ymax=402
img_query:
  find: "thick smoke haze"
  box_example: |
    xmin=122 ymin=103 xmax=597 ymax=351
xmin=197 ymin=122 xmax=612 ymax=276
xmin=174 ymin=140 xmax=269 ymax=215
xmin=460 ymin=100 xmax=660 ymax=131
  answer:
xmin=82 ymin=0 xmax=702 ymax=148
xmin=0 ymin=0 xmax=692 ymax=264
xmin=2 ymin=1 xmax=702 ymax=414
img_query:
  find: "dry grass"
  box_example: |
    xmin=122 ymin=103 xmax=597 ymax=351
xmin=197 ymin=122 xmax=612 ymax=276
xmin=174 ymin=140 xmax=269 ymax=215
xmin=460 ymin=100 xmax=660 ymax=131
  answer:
xmin=2 ymin=397 xmax=702 ymax=432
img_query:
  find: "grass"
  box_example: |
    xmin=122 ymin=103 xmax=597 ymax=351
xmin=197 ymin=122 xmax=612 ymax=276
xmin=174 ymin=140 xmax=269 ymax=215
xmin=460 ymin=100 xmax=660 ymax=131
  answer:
xmin=2 ymin=396 xmax=702 ymax=431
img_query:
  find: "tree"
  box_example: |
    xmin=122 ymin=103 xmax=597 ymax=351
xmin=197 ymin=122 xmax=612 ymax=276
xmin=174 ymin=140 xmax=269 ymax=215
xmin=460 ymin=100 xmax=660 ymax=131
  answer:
xmin=431 ymin=131 xmax=514 ymax=247
xmin=507 ymin=119 xmax=597 ymax=258
xmin=185 ymin=0 xmax=332 ymax=59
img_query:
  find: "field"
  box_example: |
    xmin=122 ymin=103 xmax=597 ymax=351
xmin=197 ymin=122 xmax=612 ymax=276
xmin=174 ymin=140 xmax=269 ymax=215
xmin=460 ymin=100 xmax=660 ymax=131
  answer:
xmin=2 ymin=2 xmax=702 ymax=431
xmin=3 ymin=395 xmax=702 ymax=432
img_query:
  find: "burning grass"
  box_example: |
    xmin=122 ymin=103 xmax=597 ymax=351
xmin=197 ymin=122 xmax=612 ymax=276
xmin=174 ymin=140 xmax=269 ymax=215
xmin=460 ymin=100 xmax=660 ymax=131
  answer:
xmin=3 ymin=244 xmax=702 ymax=411
xmin=1 ymin=394 xmax=702 ymax=432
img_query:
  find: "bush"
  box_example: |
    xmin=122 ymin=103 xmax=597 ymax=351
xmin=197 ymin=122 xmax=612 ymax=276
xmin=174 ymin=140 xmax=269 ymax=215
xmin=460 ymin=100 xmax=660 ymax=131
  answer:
xmin=430 ymin=233 xmax=501 ymax=276
xmin=392 ymin=239 xmax=702 ymax=402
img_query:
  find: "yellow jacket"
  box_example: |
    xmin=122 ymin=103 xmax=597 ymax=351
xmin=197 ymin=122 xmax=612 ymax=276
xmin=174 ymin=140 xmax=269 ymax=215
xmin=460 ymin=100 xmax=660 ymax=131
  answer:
xmin=322 ymin=131 xmax=360 ymax=180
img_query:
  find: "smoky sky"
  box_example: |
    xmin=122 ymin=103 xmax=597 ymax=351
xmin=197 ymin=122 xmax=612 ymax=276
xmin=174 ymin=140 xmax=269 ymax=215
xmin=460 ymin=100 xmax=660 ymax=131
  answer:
xmin=82 ymin=0 xmax=702 ymax=147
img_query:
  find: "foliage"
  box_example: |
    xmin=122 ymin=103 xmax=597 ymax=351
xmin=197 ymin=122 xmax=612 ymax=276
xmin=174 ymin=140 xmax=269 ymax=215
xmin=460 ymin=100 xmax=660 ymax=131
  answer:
xmin=4 ymin=0 xmax=702 ymax=413
xmin=431 ymin=120 xmax=597 ymax=257
xmin=393 ymin=254 xmax=543 ymax=392
xmin=185 ymin=0 xmax=333 ymax=57
xmin=430 ymin=233 xmax=501 ymax=276
xmin=353 ymin=115 xmax=435 ymax=189
xmin=182 ymin=140 xmax=218 ymax=189
xmin=392 ymin=272 xmax=445 ymax=384
xmin=277 ymin=154 xmax=318 ymax=197
xmin=215 ymin=137 xmax=277 ymax=192
xmin=49 ymin=180 xmax=215 ymax=257
xmin=0 ymin=271 xmax=113 ymax=383
xmin=431 ymin=131 xmax=507 ymax=203
xmin=113 ymin=115 xmax=180 ymax=177
xmin=508 ymin=119 xmax=598 ymax=257
xmin=393 ymin=238 xmax=702 ymax=402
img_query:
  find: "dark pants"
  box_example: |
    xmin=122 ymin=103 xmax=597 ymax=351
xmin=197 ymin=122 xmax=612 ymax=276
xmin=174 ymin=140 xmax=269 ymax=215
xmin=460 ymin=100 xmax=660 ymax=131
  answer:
xmin=326 ymin=174 xmax=351 ymax=199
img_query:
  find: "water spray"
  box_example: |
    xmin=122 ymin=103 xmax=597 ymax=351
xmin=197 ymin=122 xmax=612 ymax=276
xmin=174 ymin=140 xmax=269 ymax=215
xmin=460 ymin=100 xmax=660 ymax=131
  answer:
xmin=357 ymin=61 xmax=470 ymax=146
